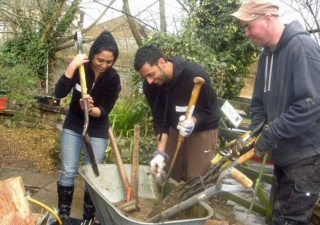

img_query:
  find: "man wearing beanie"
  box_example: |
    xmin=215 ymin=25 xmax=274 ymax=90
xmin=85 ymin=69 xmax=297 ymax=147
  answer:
xmin=55 ymin=31 xmax=121 ymax=224
xmin=231 ymin=0 xmax=320 ymax=224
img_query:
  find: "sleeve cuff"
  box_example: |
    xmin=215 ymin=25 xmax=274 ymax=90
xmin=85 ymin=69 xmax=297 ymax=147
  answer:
xmin=154 ymin=150 xmax=169 ymax=161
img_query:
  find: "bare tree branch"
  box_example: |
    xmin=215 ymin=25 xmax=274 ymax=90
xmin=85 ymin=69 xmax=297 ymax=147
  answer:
xmin=82 ymin=0 xmax=116 ymax=34
xmin=39 ymin=0 xmax=67 ymax=43
xmin=93 ymin=0 xmax=159 ymax=31
xmin=175 ymin=0 xmax=189 ymax=13
xmin=280 ymin=0 xmax=319 ymax=42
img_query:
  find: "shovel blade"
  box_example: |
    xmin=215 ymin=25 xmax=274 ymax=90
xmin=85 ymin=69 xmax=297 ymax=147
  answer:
xmin=82 ymin=134 xmax=99 ymax=176
xmin=161 ymin=169 xmax=175 ymax=198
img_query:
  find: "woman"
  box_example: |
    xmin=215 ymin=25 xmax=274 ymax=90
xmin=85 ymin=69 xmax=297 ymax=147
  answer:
xmin=55 ymin=31 xmax=121 ymax=223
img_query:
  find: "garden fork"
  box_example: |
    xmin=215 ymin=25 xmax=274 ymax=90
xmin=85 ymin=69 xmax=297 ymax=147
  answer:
xmin=146 ymin=152 xmax=254 ymax=223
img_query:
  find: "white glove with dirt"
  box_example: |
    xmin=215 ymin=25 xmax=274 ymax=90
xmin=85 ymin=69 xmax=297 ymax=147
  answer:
xmin=150 ymin=150 xmax=169 ymax=175
xmin=177 ymin=115 xmax=195 ymax=137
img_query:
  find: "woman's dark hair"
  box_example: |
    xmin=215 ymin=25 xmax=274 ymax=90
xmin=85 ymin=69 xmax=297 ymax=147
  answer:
xmin=89 ymin=45 xmax=119 ymax=65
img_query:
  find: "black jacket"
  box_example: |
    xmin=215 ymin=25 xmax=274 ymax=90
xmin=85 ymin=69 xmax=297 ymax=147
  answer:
xmin=249 ymin=21 xmax=320 ymax=166
xmin=143 ymin=56 xmax=221 ymax=136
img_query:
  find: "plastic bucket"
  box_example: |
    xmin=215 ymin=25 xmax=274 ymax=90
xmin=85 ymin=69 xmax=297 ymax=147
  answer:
xmin=0 ymin=97 xmax=8 ymax=110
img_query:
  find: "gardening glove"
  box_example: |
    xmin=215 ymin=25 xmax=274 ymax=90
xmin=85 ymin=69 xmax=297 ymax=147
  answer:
xmin=177 ymin=115 xmax=195 ymax=137
xmin=150 ymin=150 xmax=169 ymax=175
xmin=254 ymin=127 xmax=277 ymax=157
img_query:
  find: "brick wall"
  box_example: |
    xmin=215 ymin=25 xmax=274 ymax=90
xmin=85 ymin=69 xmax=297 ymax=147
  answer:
xmin=0 ymin=98 xmax=132 ymax=163
xmin=0 ymin=99 xmax=68 ymax=129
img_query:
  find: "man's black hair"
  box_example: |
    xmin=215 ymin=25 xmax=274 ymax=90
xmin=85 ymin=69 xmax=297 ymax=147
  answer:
xmin=134 ymin=45 xmax=167 ymax=71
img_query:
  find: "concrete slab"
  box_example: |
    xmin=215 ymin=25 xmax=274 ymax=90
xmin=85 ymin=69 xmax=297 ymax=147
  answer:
xmin=0 ymin=167 xmax=57 ymax=187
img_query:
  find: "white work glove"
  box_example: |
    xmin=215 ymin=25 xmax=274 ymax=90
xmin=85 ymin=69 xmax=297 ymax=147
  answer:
xmin=177 ymin=115 xmax=195 ymax=137
xmin=150 ymin=150 xmax=169 ymax=175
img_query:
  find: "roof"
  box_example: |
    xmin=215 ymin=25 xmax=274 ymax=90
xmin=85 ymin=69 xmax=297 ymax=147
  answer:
xmin=85 ymin=15 xmax=150 ymax=40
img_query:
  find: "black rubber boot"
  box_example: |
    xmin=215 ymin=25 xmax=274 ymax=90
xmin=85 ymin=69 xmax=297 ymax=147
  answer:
xmin=83 ymin=191 xmax=96 ymax=221
xmin=57 ymin=182 xmax=74 ymax=218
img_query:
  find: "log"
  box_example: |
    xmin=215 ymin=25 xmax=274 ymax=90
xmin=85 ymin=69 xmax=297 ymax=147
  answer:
xmin=0 ymin=176 xmax=35 ymax=225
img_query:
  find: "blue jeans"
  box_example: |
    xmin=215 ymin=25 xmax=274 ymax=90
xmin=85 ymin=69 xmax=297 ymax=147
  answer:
xmin=58 ymin=128 xmax=107 ymax=187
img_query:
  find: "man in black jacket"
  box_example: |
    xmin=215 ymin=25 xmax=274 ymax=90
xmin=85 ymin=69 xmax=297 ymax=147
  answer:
xmin=134 ymin=45 xmax=221 ymax=182
xmin=231 ymin=0 xmax=320 ymax=224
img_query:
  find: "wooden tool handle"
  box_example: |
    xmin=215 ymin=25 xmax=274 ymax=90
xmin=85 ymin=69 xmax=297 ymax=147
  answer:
xmin=230 ymin=167 xmax=253 ymax=188
xmin=236 ymin=149 xmax=255 ymax=164
xmin=108 ymin=128 xmax=131 ymax=193
xmin=79 ymin=65 xmax=87 ymax=97
xmin=177 ymin=77 xmax=205 ymax=142
xmin=185 ymin=77 xmax=205 ymax=120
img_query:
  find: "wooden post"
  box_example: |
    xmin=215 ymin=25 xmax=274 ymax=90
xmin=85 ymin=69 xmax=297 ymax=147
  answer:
xmin=131 ymin=124 xmax=140 ymax=202
xmin=0 ymin=176 xmax=35 ymax=225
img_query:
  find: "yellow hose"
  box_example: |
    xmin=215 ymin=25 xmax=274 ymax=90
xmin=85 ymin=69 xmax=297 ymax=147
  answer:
xmin=27 ymin=197 xmax=62 ymax=225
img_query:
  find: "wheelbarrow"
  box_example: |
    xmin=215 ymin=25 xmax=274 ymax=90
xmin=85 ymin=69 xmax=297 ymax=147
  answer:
xmin=78 ymin=164 xmax=214 ymax=224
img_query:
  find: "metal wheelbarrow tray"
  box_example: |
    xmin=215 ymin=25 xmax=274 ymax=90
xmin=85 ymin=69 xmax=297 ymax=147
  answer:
xmin=78 ymin=164 xmax=213 ymax=225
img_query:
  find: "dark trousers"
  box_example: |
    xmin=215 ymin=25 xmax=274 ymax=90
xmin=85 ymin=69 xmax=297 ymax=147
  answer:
xmin=271 ymin=155 xmax=320 ymax=225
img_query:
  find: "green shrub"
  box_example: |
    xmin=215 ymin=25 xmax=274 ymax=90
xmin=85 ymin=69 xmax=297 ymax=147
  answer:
xmin=139 ymin=135 xmax=157 ymax=165
xmin=0 ymin=64 xmax=40 ymax=99
xmin=108 ymin=95 xmax=154 ymax=163
xmin=109 ymin=96 xmax=151 ymax=138
xmin=141 ymin=32 xmax=228 ymax=97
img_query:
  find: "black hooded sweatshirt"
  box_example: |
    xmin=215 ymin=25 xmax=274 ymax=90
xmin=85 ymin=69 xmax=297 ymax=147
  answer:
xmin=55 ymin=31 xmax=121 ymax=138
xmin=143 ymin=56 xmax=221 ymax=136
xmin=249 ymin=21 xmax=320 ymax=167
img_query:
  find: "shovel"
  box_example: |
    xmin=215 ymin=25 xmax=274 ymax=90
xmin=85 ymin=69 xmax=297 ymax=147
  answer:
xmin=161 ymin=77 xmax=205 ymax=199
xmin=74 ymin=30 xmax=99 ymax=176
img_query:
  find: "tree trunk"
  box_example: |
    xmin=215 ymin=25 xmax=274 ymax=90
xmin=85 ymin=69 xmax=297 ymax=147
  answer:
xmin=159 ymin=0 xmax=167 ymax=32
xmin=122 ymin=0 xmax=142 ymax=47
xmin=0 ymin=176 xmax=35 ymax=225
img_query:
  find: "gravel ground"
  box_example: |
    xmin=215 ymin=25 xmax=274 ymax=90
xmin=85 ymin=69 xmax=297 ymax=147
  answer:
xmin=0 ymin=124 xmax=59 ymax=173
